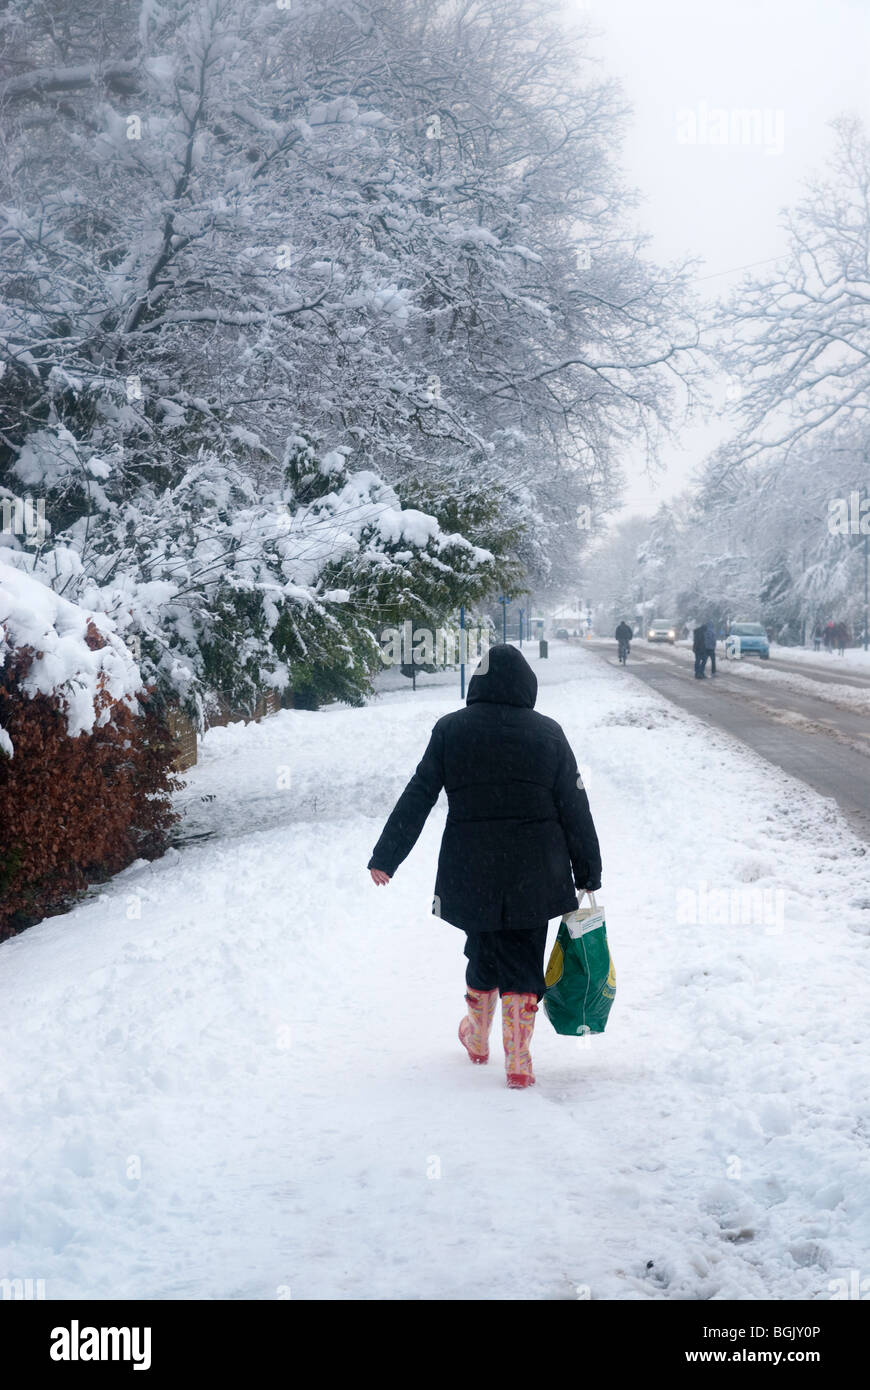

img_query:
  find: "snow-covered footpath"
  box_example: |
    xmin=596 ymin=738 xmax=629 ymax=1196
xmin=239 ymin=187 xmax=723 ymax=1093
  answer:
xmin=2 ymin=645 xmax=869 ymax=1300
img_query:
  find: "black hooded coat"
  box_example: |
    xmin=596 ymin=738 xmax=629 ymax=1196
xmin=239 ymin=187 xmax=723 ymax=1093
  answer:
xmin=367 ymin=645 xmax=602 ymax=933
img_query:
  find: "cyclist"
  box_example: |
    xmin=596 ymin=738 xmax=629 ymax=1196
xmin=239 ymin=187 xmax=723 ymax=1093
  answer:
xmin=615 ymin=619 xmax=633 ymax=663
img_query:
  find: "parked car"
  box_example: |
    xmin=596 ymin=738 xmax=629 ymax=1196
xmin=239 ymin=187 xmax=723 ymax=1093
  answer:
xmin=554 ymin=627 xmax=570 ymax=640
xmin=647 ymin=618 xmax=677 ymax=644
xmin=728 ymin=621 xmax=770 ymax=659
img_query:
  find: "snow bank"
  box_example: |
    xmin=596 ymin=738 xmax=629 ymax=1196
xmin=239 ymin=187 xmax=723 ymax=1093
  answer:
xmin=666 ymin=638 xmax=870 ymax=712
xmin=0 ymin=560 xmax=142 ymax=753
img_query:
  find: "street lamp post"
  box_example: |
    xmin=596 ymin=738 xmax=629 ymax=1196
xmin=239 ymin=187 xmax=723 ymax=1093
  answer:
xmin=846 ymin=481 xmax=869 ymax=651
xmin=856 ymin=522 xmax=861 ymax=650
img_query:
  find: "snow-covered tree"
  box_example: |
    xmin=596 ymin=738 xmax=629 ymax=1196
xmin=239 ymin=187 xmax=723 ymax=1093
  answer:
xmin=719 ymin=119 xmax=870 ymax=461
xmin=1 ymin=0 xmax=701 ymax=707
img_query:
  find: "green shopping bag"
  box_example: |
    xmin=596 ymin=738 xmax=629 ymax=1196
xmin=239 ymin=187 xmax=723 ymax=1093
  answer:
xmin=543 ymin=892 xmax=616 ymax=1036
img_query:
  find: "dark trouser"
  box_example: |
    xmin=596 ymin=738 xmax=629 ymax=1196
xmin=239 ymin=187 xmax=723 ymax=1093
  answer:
xmin=464 ymin=926 xmax=549 ymax=999
xmin=705 ymin=649 xmax=716 ymax=674
xmin=694 ymin=651 xmax=706 ymax=677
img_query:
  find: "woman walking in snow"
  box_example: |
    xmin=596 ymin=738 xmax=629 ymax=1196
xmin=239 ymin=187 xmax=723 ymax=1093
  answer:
xmin=367 ymin=644 xmax=602 ymax=1088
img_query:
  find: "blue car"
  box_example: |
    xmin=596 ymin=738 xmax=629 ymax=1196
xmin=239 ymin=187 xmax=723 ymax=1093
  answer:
xmin=729 ymin=621 xmax=770 ymax=659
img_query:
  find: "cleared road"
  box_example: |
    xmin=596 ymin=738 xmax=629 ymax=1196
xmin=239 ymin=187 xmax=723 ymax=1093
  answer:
xmin=584 ymin=639 xmax=870 ymax=845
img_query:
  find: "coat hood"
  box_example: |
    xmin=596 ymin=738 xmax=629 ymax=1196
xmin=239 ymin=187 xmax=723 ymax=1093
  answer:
xmin=466 ymin=643 xmax=537 ymax=709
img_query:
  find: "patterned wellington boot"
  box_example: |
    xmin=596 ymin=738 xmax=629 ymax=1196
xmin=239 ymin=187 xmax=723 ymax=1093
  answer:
xmin=502 ymin=993 xmax=538 ymax=1088
xmin=458 ymin=988 xmax=499 ymax=1064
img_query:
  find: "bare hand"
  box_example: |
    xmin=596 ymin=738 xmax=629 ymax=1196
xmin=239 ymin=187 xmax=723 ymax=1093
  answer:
xmin=370 ymin=868 xmax=391 ymax=885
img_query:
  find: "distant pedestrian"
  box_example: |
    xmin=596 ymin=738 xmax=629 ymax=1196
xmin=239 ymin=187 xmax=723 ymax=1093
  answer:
xmin=823 ymin=621 xmax=836 ymax=654
xmin=812 ymin=622 xmax=822 ymax=652
xmin=693 ymin=624 xmax=707 ymax=679
xmin=836 ymin=622 xmax=850 ymax=656
xmin=704 ymin=621 xmax=717 ymax=676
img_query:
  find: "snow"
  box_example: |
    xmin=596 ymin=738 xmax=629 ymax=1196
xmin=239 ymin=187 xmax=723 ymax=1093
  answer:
xmin=12 ymin=428 xmax=81 ymax=489
xmin=723 ymin=656 xmax=870 ymax=711
xmin=143 ymin=54 xmax=175 ymax=85
xmin=449 ymin=224 xmax=500 ymax=248
xmin=768 ymin=643 xmax=870 ymax=671
xmin=308 ymin=97 xmax=360 ymax=126
xmin=0 ymin=560 xmax=142 ymax=748
xmin=317 ymin=450 xmax=346 ymax=476
xmin=228 ymin=426 xmax=263 ymax=450
xmin=375 ymin=505 xmax=439 ymax=548
xmin=1 ymin=643 xmax=868 ymax=1299
xmin=367 ymin=284 xmax=412 ymax=320
xmin=661 ymin=639 xmax=870 ymax=713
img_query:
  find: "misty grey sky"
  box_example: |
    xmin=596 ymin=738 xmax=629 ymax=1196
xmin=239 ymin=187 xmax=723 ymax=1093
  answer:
xmin=576 ymin=0 xmax=870 ymax=517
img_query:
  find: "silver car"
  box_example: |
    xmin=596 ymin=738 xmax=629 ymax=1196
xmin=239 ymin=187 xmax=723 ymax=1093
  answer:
xmin=647 ymin=619 xmax=677 ymax=644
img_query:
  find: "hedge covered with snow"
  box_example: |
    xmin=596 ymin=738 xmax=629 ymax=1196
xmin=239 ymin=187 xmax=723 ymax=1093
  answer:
xmin=0 ymin=563 xmax=142 ymax=753
xmin=0 ymin=562 xmax=177 ymax=936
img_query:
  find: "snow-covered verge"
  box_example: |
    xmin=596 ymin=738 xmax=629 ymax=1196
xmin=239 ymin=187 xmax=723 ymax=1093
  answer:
xmin=723 ymin=658 xmax=870 ymax=711
xmin=0 ymin=560 xmax=142 ymax=754
xmin=656 ymin=638 xmax=870 ymax=712
xmin=768 ymin=644 xmax=870 ymax=671
xmin=1 ymin=643 xmax=868 ymax=1299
